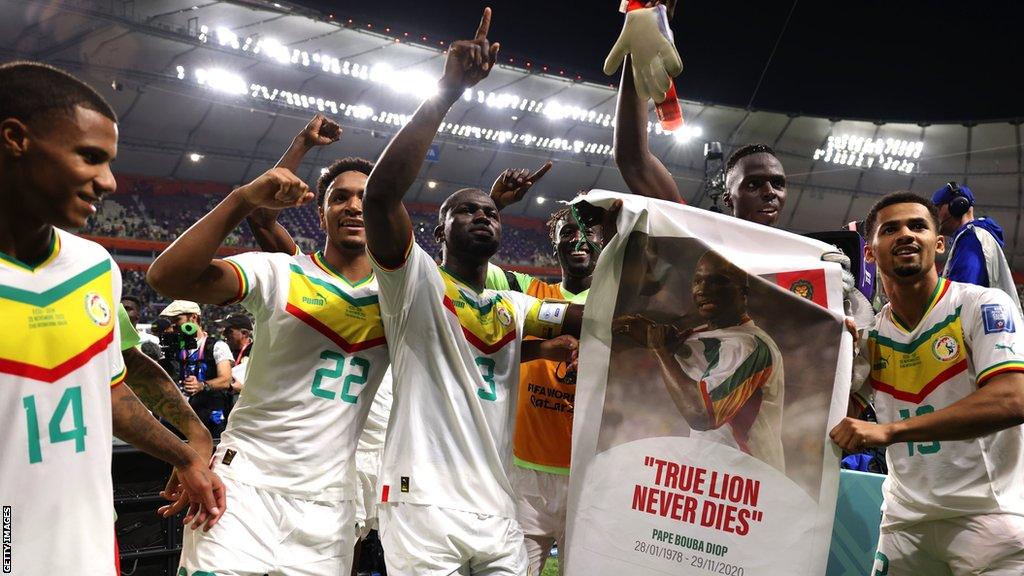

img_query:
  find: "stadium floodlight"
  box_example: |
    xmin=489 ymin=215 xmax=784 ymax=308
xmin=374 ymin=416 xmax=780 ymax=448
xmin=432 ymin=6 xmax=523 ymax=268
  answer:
xmin=255 ymin=37 xmax=291 ymax=65
xmin=813 ymin=133 xmax=923 ymax=174
xmin=189 ymin=153 xmax=204 ymax=162
xmin=216 ymin=27 xmax=239 ymax=50
xmin=195 ymin=68 xmax=248 ymax=95
xmin=672 ymin=125 xmax=702 ymax=143
xmin=188 ymin=23 xmax=695 ymax=140
xmin=427 ymin=180 xmax=438 ymax=189
xmin=176 ymin=65 xmax=186 ymax=80
xmin=191 ymin=76 xmax=616 ymax=157
xmin=536 ymin=196 xmax=546 ymax=205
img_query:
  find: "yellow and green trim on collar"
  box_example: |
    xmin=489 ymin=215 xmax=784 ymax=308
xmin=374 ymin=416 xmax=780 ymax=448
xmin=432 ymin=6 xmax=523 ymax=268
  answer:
xmin=0 ymin=229 xmax=61 ymax=272
xmin=891 ymin=277 xmax=950 ymax=333
xmin=312 ymin=251 xmax=374 ymax=288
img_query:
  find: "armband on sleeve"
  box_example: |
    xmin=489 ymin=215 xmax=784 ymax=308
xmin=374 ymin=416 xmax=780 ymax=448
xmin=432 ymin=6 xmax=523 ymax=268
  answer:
xmin=524 ymin=299 xmax=569 ymax=339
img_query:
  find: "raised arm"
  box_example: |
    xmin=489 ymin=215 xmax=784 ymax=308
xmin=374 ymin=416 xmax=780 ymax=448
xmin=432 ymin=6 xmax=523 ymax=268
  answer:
xmin=613 ymin=59 xmax=683 ymax=203
xmin=247 ymin=114 xmax=342 ymax=255
xmin=363 ymin=7 xmax=499 ymax=268
xmin=147 ymin=168 xmax=311 ymax=303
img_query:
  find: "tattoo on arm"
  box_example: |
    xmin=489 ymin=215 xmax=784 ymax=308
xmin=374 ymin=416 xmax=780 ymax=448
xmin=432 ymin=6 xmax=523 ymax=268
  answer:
xmin=111 ymin=383 xmax=195 ymax=468
xmin=123 ymin=347 xmax=205 ymax=437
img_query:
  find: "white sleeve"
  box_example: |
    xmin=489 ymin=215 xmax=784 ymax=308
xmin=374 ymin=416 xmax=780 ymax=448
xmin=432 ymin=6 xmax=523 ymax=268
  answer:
xmin=978 ymin=228 xmax=1001 ymax=291
xmin=212 ymin=340 xmax=234 ymax=365
xmin=222 ymin=252 xmax=277 ymax=320
xmin=370 ymin=242 xmax=438 ymax=334
xmin=962 ymin=287 xmax=1024 ymax=386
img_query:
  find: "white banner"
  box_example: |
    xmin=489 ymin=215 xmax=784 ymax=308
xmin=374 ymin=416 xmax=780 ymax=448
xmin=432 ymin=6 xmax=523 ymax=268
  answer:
xmin=565 ymin=192 xmax=854 ymax=576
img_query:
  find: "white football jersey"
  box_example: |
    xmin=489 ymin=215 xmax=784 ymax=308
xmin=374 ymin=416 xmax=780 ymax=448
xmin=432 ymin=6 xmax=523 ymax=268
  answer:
xmin=357 ymin=367 xmax=392 ymax=457
xmin=371 ymin=243 xmax=561 ymax=518
xmin=0 ymin=229 xmax=124 ymax=575
xmin=674 ymin=318 xmax=786 ymax=472
xmin=866 ymin=278 xmax=1024 ymax=528
xmin=218 ymin=250 xmax=388 ymax=501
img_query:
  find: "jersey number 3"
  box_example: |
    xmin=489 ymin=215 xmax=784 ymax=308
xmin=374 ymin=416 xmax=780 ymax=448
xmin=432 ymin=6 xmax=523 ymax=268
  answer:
xmin=311 ymin=350 xmax=370 ymax=404
xmin=475 ymin=357 xmax=498 ymax=401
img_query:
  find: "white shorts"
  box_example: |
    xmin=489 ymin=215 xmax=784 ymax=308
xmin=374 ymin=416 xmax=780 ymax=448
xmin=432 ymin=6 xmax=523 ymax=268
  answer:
xmin=875 ymin=513 xmax=1024 ymax=576
xmin=179 ymin=475 xmax=357 ymax=576
xmin=354 ymin=448 xmax=382 ymax=539
xmin=513 ymin=466 xmax=569 ymax=576
xmin=379 ymin=502 xmax=529 ymax=576
xmin=513 ymin=465 xmax=569 ymax=538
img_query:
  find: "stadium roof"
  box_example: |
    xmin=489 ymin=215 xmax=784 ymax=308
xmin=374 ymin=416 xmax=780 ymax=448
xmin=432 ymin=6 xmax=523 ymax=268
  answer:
xmin=2 ymin=0 xmax=1022 ymax=268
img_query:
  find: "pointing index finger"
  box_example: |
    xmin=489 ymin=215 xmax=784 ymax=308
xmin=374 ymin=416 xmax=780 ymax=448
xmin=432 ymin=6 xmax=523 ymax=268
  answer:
xmin=529 ymin=161 xmax=553 ymax=182
xmin=475 ymin=7 xmax=492 ymax=40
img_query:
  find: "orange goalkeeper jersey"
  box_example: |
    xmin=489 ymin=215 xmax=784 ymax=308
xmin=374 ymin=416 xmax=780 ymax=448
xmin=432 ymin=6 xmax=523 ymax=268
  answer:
xmin=492 ymin=268 xmax=587 ymax=475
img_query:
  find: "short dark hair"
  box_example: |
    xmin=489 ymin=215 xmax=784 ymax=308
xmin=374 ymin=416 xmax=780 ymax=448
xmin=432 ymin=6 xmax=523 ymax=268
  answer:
xmin=316 ymin=157 xmax=374 ymax=208
xmin=864 ymin=191 xmax=940 ymax=239
xmin=437 ymin=188 xmax=488 ymax=227
xmin=121 ymin=294 xmax=143 ymax=308
xmin=0 ymin=61 xmax=117 ymax=126
xmin=725 ymin=143 xmax=778 ymax=175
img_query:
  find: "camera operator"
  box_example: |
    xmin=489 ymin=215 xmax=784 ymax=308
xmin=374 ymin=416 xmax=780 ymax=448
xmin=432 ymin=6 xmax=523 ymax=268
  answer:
xmin=158 ymin=300 xmax=234 ymax=438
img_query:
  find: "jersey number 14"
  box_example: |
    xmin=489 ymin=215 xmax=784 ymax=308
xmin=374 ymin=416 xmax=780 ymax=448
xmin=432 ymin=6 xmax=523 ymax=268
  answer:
xmin=22 ymin=386 xmax=87 ymax=464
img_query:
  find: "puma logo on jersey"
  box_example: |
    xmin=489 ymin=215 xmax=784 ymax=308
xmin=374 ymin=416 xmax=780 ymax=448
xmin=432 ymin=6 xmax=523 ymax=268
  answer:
xmin=995 ymin=343 xmax=1018 ymax=355
xmin=301 ymin=292 xmax=327 ymax=306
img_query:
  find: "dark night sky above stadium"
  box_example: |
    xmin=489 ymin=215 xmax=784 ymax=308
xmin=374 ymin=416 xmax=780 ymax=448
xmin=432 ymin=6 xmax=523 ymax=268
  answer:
xmin=297 ymin=0 xmax=1021 ymax=123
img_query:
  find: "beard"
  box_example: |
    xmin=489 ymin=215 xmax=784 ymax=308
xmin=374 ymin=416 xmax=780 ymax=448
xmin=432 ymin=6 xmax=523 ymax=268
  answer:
xmin=330 ymin=234 xmax=366 ymax=252
xmin=452 ymin=236 xmax=499 ymax=260
xmin=893 ymin=262 xmax=923 ymax=277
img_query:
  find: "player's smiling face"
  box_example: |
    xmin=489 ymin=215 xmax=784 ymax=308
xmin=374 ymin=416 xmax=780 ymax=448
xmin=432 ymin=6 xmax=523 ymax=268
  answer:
xmin=725 ymin=153 xmax=786 ymax=227
xmin=691 ymin=252 xmax=747 ymax=327
xmin=4 ymin=105 xmax=118 ymax=229
xmin=867 ymin=202 xmax=945 ymax=280
xmin=436 ymin=189 xmax=501 ymax=261
xmin=320 ymin=170 xmax=367 ymax=252
xmin=554 ymin=217 xmax=600 ymax=279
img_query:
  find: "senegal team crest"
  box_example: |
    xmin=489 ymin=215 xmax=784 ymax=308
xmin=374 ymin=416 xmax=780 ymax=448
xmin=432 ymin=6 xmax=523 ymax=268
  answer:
xmin=789 ymin=279 xmax=814 ymax=300
xmin=84 ymin=292 xmax=112 ymax=327
xmin=931 ymin=335 xmax=959 ymax=362
xmin=497 ymin=306 xmax=512 ymax=327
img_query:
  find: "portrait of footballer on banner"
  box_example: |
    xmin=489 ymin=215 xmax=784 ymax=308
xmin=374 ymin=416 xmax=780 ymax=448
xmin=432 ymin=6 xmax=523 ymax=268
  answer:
xmin=601 ymin=234 xmax=841 ymax=496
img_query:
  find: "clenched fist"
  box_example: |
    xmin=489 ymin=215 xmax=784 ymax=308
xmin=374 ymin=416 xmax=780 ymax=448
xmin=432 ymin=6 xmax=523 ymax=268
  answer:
xmin=235 ymin=167 xmax=313 ymax=210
